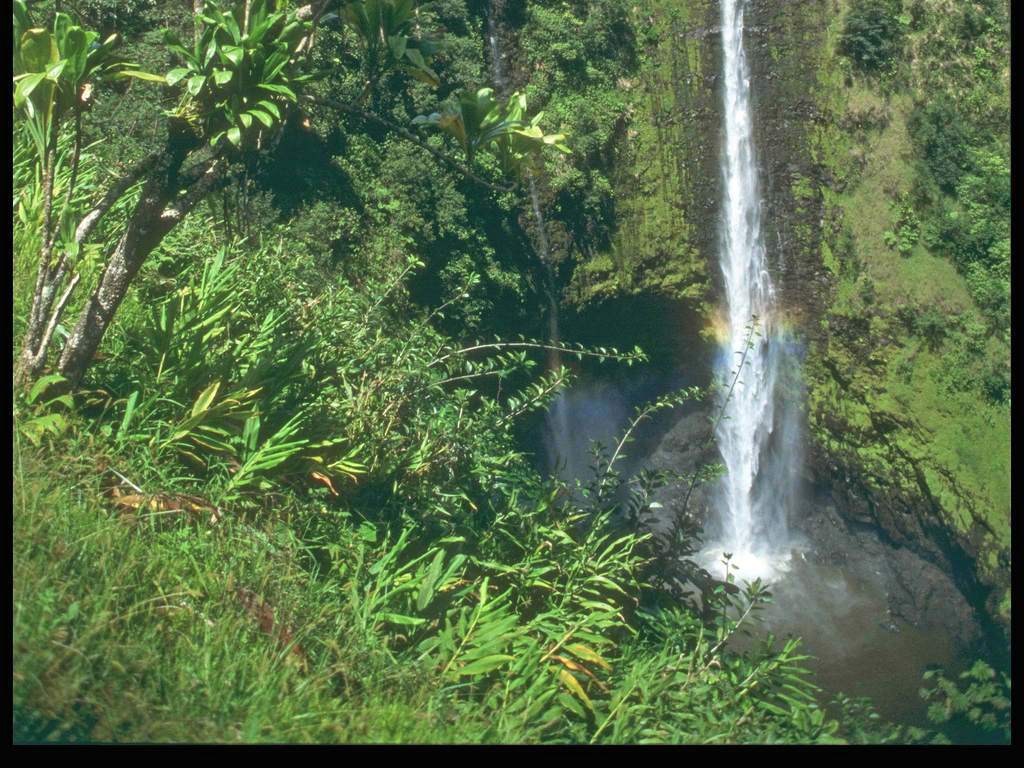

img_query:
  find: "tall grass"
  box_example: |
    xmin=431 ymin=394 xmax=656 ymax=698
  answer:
xmin=13 ymin=433 xmax=494 ymax=743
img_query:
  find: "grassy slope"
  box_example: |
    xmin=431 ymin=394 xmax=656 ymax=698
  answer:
xmin=13 ymin=436 xmax=491 ymax=743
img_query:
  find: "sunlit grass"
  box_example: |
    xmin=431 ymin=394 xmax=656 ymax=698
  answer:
xmin=12 ymin=434 xmax=488 ymax=743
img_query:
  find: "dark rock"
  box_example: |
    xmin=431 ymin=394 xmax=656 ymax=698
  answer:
xmin=797 ymin=484 xmax=984 ymax=653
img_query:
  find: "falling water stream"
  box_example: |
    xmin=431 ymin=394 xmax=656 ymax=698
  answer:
xmin=698 ymin=0 xmax=792 ymax=582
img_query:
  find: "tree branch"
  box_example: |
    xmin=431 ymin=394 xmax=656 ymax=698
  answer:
xmin=74 ymin=150 xmax=163 ymax=246
xmin=429 ymin=340 xmax=640 ymax=368
xmin=58 ymin=105 xmax=84 ymax=245
xmin=160 ymin=157 xmax=227 ymax=226
xmin=33 ymin=271 xmax=82 ymax=369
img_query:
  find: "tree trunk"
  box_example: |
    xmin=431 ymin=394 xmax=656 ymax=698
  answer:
xmin=56 ymin=170 xmax=176 ymax=387
xmin=57 ymin=130 xmax=219 ymax=388
xmin=15 ymin=145 xmax=165 ymax=389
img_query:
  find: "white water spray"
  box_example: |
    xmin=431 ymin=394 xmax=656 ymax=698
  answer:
xmin=700 ymin=0 xmax=794 ymax=582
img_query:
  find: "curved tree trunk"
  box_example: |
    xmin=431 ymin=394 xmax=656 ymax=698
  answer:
xmin=57 ymin=134 xmax=222 ymax=388
xmin=56 ymin=167 xmax=177 ymax=387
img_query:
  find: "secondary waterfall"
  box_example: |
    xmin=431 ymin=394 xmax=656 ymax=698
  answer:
xmin=486 ymin=1 xmax=573 ymax=474
xmin=700 ymin=0 xmax=794 ymax=582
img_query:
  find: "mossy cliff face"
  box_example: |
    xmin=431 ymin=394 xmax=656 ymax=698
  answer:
xmin=745 ymin=0 xmax=836 ymax=340
xmin=565 ymin=0 xmax=720 ymax=323
xmin=743 ymin=0 xmax=1010 ymax=641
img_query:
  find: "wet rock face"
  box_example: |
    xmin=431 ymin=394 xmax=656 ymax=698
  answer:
xmin=644 ymin=405 xmax=718 ymax=540
xmin=641 ymin=407 xmax=984 ymax=656
xmin=746 ymin=0 xmax=835 ymax=343
xmin=799 ymin=488 xmax=983 ymax=653
xmin=886 ymin=548 xmax=980 ymax=645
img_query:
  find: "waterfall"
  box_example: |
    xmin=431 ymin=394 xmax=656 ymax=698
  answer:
xmin=486 ymin=2 xmax=509 ymax=96
xmin=486 ymin=1 xmax=571 ymax=474
xmin=700 ymin=0 xmax=794 ymax=582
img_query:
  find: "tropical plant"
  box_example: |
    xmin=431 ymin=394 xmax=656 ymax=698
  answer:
xmin=341 ymin=0 xmax=443 ymax=94
xmin=15 ymin=374 xmax=75 ymax=448
xmin=839 ymin=0 xmax=907 ymax=74
xmin=13 ymin=1 xmax=161 ymax=161
xmin=13 ymin=1 xmax=161 ymax=386
xmin=882 ymin=196 xmax=921 ymax=256
xmin=163 ymin=0 xmax=312 ymax=149
xmin=920 ymin=660 xmax=1011 ymax=743
xmin=414 ymin=87 xmax=570 ymax=173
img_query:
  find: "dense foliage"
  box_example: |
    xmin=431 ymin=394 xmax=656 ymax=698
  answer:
xmin=13 ymin=0 xmax=1009 ymax=745
xmin=906 ymin=0 xmax=1009 ymax=347
xmin=834 ymin=0 xmax=1010 ymax=408
xmin=839 ymin=0 xmax=907 ymax=74
xmin=13 ymin=205 xmax=874 ymax=743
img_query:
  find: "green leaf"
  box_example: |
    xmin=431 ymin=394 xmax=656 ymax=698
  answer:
xmin=557 ymin=690 xmax=586 ymax=718
xmin=27 ymin=374 xmax=67 ymax=405
xmin=19 ymin=28 xmax=59 ymax=72
xmin=165 ymin=67 xmax=190 ymax=86
xmin=257 ymin=82 xmax=297 ymax=100
xmin=257 ymin=100 xmax=280 ymax=119
xmin=458 ymin=654 xmax=514 ymax=677
xmin=378 ymin=612 xmax=426 ymax=627
xmin=226 ymin=126 xmax=242 ymax=146
xmin=416 ymin=550 xmax=445 ymax=612
xmin=248 ymin=109 xmax=274 ymax=128
xmin=61 ymin=27 xmax=89 ymax=81
xmin=119 ymin=391 xmax=140 ymax=438
xmin=191 ymin=380 xmax=221 ymax=417
xmin=221 ymin=45 xmax=244 ymax=67
xmin=358 ymin=521 xmax=377 ymax=543
xmin=112 ymin=68 xmax=166 ymax=83
xmin=13 ymin=72 xmax=48 ymax=108
xmin=186 ymin=74 xmax=206 ymax=96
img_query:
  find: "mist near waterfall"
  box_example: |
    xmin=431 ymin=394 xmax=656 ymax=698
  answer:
xmin=541 ymin=368 xmax=691 ymax=484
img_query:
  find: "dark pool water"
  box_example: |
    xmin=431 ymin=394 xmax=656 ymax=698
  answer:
xmin=727 ymin=553 xmax=963 ymax=729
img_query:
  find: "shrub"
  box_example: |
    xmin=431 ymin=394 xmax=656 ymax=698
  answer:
xmin=921 ymin=661 xmax=1011 ymax=744
xmin=839 ymin=0 xmax=906 ymax=74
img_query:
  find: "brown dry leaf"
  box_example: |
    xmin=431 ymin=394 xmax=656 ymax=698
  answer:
xmin=551 ymin=654 xmax=608 ymax=691
xmin=310 ymin=471 xmax=339 ymax=496
xmin=106 ymin=490 xmax=223 ymax=525
xmin=233 ymin=587 xmax=308 ymax=668
xmin=109 ymin=493 xmax=149 ymax=510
